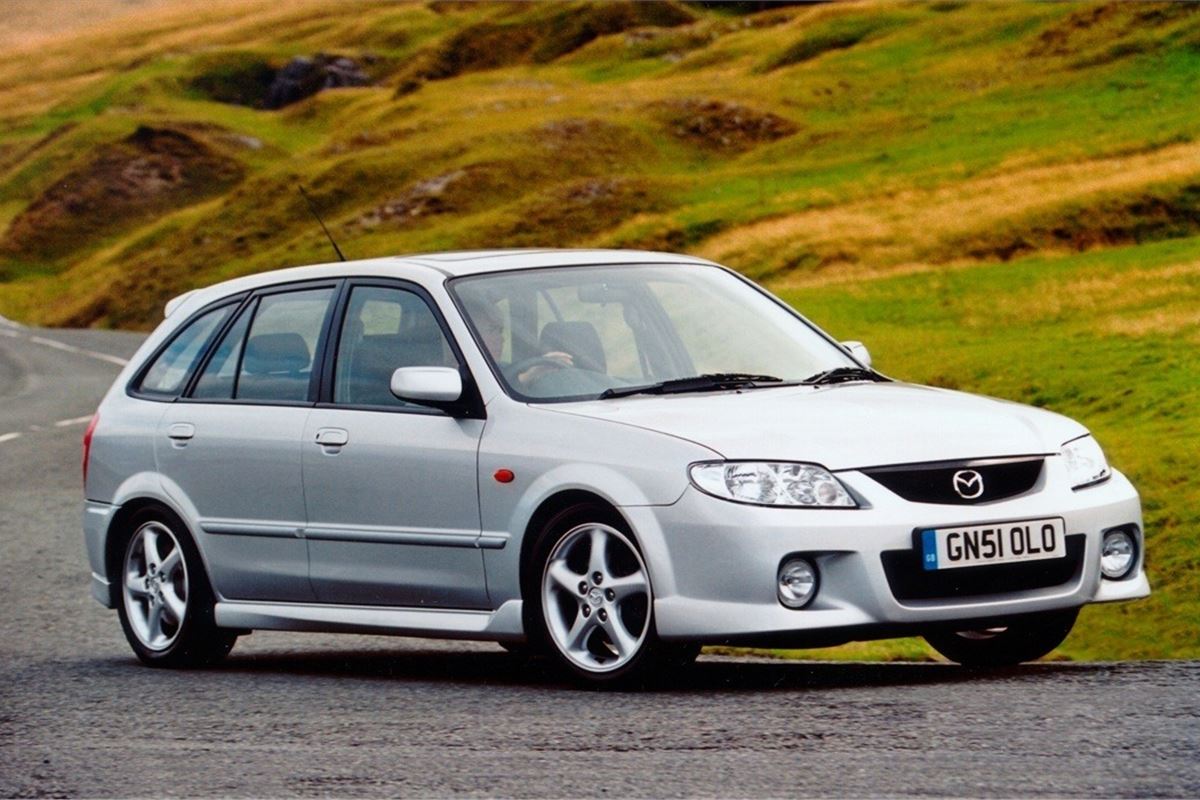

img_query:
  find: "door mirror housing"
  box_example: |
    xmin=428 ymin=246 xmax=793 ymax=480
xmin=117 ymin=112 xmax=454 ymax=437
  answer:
xmin=841 ymin=340 xmax=872 ymax=368
xmin=390 ymin=366 xmax=463 ymax=403
xmin=389 ymin=367 xmax=486 ymax=419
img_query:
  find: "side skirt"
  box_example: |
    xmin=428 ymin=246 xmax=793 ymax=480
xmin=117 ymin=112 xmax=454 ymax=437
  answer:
xmin=214 ymin=598 xmax=525 ymax=642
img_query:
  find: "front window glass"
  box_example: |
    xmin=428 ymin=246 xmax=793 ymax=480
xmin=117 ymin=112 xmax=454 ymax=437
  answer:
xmin=450 ymin=264 xmax=855 ymax=402
xmin=333 ymin=286 xmax=458 ymax=408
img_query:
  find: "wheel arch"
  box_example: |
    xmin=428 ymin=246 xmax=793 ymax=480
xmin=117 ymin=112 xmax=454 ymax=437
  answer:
xmin=104 ymin=497 xmax=208 ymax=607
xmin=518 ymin=489 xmax=628 ymax=598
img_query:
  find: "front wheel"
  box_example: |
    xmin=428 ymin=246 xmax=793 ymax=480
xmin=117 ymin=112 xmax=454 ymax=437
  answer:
xmin=116 ymin=510 xmax=237 ymax=668
xmin=924 ymin=608 xmax=1079 ymax=667
xmin=529 ymin=505 xmax=672 ymax=687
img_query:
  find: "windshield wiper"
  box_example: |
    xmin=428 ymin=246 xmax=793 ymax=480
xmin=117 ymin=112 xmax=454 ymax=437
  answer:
xmin=801 ymin=366 xmax=888 ymax=386
xmin=599 ymin=373 xmax=783 ymax=399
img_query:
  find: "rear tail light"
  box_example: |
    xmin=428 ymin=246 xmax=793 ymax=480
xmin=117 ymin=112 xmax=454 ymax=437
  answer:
xmin=82 ymin=412 xmax=99 ymax=487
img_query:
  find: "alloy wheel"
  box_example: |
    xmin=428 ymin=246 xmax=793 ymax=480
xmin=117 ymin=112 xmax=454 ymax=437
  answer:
xmin=541 ymin=523 xmax=651 ymax=674
xmin=122 ymin=521 xmax=189 ymax=651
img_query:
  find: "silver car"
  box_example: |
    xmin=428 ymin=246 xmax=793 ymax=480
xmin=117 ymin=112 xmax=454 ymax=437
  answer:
xmin=83 ymin=249 xmax=1149 ymax=685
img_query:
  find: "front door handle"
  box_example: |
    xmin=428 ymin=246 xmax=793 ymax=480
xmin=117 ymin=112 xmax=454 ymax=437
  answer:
xmin=167 ymin=423 xmax=195 ymax=441
xmin=315 ymin=428 xmax=349 ymax=447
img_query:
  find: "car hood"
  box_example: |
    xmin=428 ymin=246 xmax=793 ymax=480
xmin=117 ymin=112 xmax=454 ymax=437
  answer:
xmin=541 ymin=382 xmax=1087 ymax=471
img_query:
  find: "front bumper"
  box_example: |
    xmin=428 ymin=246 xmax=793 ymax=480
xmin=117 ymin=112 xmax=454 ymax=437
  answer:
xmin=628 ymin=463 xmax=1149 ymax=645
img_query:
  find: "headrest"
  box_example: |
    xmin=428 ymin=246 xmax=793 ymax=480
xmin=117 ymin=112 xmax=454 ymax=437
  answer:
xmin=243 ymin=333 xmax=311 ymax=375
xmin=400 ymin=311 xmax=445 ymax=344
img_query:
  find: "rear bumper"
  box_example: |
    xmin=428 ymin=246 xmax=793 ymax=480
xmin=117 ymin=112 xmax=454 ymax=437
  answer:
xmin=630 ymin=464 xmax=1149 ymax=645
xmin=84 ymin=500 xmax=117 ymax=608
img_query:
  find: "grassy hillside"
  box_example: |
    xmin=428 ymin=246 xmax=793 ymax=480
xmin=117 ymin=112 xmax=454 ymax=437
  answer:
xmin=0 ymin=0 xmax=1196 ymax=660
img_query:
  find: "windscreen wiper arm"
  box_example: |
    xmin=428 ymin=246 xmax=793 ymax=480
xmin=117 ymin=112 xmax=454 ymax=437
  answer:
xmin=599 ymin=373 xmax=783 ymax=399
xmin=801 ymin=366 xmax=889 ymax=386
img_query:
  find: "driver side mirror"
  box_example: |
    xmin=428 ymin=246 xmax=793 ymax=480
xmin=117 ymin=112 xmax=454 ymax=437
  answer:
xmin=389 ymin=366 xmax=486 ymax=419
xmin=841 ymin=340 xmax=872 ymax=368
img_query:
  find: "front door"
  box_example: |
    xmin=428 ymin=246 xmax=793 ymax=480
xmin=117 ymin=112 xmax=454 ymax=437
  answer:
xmin=302 ymin=282 xmax=488 ymax=608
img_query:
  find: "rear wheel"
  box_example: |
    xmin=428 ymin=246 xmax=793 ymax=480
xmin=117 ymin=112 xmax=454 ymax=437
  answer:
xmin=924 ymin=608 xmax=1079 ymax=667
xmin=528 ymin=504 xmax=672 ymax=687
xmin=116 ymin=509 xmax=237 ymax=668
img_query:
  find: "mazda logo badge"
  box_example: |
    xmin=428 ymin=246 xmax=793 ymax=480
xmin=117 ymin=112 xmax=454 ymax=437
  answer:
xmin=952 ymin=469 xmax=984 ymax=499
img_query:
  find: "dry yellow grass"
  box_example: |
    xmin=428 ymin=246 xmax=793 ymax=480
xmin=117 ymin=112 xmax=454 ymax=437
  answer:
xmin=702 ymin=139 xmax=1200 ymax=278
xmin=1099 ymin=308 xmax=1200 ymax=343
xmin=962 ymin=259 xmax=1200 ymax=341
xmin=0 ymin=0 xmax=184 ymax=49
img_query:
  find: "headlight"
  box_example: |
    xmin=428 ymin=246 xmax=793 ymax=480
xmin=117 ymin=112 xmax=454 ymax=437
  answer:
xmin=1061 ymin=434 xmax=1111 ymax=489
xmin=689 ymin=461 xmax=857 ymax=508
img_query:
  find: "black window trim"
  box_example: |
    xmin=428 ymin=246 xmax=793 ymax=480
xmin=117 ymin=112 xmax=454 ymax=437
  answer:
xmin=126 ymin=293 xmax=249 ymax=403
xmin=315 ymin=276 xmax=486 ymax=419
xmin=177 ymin=278 xmax=344 ymax=409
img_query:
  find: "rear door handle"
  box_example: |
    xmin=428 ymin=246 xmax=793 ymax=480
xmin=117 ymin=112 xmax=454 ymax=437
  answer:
xmin=167 ymin=423 xmax=195 ymax=441
xmin=315 ymin=428 xmax=349 ymax=447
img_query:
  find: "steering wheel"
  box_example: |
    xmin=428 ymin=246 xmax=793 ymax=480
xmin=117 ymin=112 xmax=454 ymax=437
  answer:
xmin=512 ymin=356 xmax=571 ymax=375
xmin=513 ymin=355 xmax=574 ymax=389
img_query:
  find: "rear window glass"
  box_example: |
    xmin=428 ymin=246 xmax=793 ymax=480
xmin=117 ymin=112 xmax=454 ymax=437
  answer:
xmin=191 ymin=302 xmax=253 ymax=400
xmin=191 ymin=287 xmax=334 ymax=402
xmin=136 ymin=305 xmax=233 ymax=396
xmin=238 ymin=289 xmax=332 ymax=401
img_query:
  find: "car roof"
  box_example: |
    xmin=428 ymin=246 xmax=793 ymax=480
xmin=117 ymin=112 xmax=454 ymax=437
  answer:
xmin=166 ymin=249 xmax=719 ymax=319
xmin=401 ymin=248 xmax=715 ymax=274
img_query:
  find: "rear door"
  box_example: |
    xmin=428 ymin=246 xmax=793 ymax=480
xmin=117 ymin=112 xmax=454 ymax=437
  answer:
xmin=157 ymin=281 xmax=338 ymax=602
xmin=302 ymin=280 xmax=488 ymax=608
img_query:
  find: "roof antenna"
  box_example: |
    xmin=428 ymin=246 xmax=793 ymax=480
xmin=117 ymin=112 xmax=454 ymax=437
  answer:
xmin=298 ymin=185 xmax=346 ymax=262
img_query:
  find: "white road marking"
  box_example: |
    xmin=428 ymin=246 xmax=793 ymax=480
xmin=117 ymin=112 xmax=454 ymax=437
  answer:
xmin=0 ymin=432 xmax=22 ymax=443
xmin=0 ymin=329 xmax=19 ymax=338
xmin=0 ymin=314 xmax=21 ymax=329
xmin=26 ymin=335 xmax=128 ymax=367
xmin=54 ymin=415 xmax=94 ymax=428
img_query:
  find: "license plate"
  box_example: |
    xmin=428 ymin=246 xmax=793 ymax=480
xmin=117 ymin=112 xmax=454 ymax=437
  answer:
xmin=919 ymin=517 xmax=1066 ymax=571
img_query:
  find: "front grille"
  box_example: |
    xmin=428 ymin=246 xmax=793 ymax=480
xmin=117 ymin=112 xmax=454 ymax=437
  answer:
xmin=881 ymin=533 xmax=1085 ymax=601
xmin=862 ymin=457 xmax=1044 ymax=505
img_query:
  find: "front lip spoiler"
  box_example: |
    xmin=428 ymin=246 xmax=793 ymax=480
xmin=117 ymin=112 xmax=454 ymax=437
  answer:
xmin=691 ymin=607 xmax=1083 ymax=649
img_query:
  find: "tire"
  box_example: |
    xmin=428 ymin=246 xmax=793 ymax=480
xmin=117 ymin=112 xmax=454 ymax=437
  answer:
xmin=525 ymin=502 xmax=674 ymax=688
xmin=658 ymin=642 xmax=702 ymax=670
xmin=115 ymin=508 xmax=237 ymax=668
xmin=497 ymin=640 xmax=532 ymax=656
xmin=924 ymin=608 xmax=1080 ymax=667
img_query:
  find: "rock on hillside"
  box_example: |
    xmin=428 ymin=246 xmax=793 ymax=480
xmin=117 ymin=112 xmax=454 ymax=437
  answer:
xmin=1 ymin=126 xmax=243 ymax=259
xmin=264 ymin=54 xmax=372 ymax=109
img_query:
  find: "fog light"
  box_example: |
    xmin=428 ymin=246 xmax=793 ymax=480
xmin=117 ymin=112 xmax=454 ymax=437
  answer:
xmin=1101 ymin=529 xmax=1136 ymax=580
xmin=778 ymin=558 xmax=819 ymax=608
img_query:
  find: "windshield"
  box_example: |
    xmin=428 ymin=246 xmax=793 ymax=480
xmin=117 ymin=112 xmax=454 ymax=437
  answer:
xmin=449 ymin=263 xmax=859 ymax=402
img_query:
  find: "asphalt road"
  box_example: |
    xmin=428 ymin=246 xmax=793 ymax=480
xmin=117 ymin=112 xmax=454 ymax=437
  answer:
xmin=1 ymin=319 xmax=1198 ymax=798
